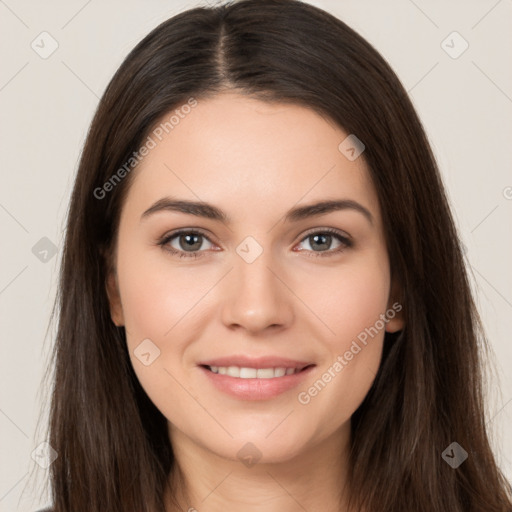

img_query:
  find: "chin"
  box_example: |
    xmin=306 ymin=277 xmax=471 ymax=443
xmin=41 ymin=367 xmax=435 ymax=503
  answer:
xmin=207 ymin=428 xmax=312 ymax=465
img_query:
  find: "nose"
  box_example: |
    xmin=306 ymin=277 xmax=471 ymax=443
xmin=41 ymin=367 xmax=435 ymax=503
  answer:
xmin=220 ymin=248 xmax=294 ymax=334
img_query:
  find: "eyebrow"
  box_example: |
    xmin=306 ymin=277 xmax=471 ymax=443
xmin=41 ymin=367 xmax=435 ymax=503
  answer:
xmin=140 ymin=197 xmax=373 ymax=225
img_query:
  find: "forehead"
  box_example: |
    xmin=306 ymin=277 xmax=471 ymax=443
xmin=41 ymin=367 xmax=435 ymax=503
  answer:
xmin=122 ymin=92 xmax=380 ymax=225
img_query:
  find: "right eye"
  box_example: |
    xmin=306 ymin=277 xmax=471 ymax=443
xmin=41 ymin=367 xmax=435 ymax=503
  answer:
xmin=157 ymin=229 xmax=216 ymax=259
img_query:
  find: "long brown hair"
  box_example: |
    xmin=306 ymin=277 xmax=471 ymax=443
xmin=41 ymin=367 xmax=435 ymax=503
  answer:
xmin=34 ymin=0 xmax=512 ymax=510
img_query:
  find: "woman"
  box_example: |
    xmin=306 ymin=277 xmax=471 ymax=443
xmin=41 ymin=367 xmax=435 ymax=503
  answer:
xmin=36 ymin=0 xmax=512 ymax=510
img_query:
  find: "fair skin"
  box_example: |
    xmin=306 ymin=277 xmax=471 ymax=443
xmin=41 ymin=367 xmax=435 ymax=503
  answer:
xmin=106 ymin=91 xmax=404 ymax=512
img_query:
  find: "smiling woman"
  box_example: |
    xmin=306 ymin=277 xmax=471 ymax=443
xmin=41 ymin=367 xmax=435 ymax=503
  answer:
xmin=36 ymin=0 xmax=512 ymax=511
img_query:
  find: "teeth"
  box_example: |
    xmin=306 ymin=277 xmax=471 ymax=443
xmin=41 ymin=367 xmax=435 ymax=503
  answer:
xmin=226 ymin=366 xmax=239 ymax=377
xmin=208 ymin=365 xmax=301 ymax=378
xmin=240 ymin=367 xmax=257 ymax=378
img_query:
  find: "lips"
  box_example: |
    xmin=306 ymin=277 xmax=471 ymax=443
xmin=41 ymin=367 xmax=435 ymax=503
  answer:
xmin=197 ymin=355 xmax=316 ymax=400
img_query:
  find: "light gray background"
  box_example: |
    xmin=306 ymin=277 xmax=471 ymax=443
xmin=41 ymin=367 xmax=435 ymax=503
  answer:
xmin=1 ymin=0 xmax=511 ymax=510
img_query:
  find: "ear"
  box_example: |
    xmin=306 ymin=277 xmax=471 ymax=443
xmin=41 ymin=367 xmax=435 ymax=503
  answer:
xmin=103 ymin=244 xmax=124 ymax=327
xmin=106 ymin=270 xmax=124 ymax=327
xmin=385 ymin=278 xmax=404 ymax=333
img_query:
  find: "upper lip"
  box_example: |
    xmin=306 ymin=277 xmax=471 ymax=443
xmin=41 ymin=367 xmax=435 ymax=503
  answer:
xmin=198 ymin=355 xmax=315 ymax=371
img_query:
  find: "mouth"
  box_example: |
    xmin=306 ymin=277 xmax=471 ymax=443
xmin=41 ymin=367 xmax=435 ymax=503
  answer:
xmin=200 ymin=363 xmax=315 ymax=379
xmin=197 ymin=360 xmax=317 ymax=400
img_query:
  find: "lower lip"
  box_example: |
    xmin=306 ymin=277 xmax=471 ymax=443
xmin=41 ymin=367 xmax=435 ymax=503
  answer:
xmin=199 ymin=365 xmax=316 ymax=400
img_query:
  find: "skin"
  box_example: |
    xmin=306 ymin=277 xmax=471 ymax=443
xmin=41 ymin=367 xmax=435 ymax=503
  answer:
xmin=106 ymin=91 xmax=404 ymax=512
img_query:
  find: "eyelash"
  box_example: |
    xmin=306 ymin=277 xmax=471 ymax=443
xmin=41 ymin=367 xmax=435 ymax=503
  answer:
xmin=157 ymin=228 xmax=353 ymax=260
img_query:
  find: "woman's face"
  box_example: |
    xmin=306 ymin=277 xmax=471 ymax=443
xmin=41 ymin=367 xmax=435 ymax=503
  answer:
xmin=106 ymin=92 xmax=403 ymax=464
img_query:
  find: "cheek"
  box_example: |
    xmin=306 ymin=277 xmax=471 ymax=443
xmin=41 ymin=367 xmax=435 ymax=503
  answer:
xmin=116 ymin=239 xmax=209 ymax=345
xmin=115 ymin=246 xmax=205 ymax=419
xmin=311 ymin=254 xmax=391 ymax=345
xmin=295 ymin=254 xmax=390 ymax=422
xmin=115 ymin=239 xmax=227 ymax=412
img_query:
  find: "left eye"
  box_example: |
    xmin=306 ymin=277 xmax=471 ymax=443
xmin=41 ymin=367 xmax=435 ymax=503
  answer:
xmin=295 ymin=229 xmax=351 ymax=257
xmin=158 ymin=228 xmax=352 ymax=259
